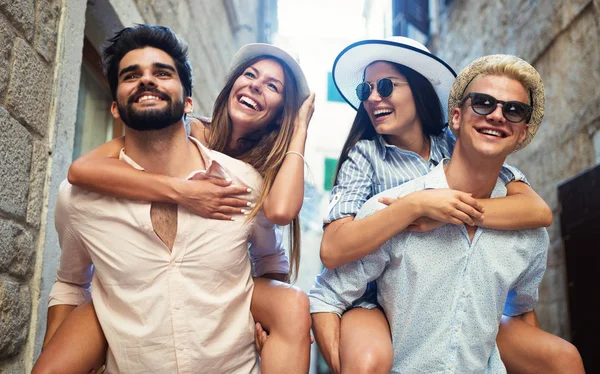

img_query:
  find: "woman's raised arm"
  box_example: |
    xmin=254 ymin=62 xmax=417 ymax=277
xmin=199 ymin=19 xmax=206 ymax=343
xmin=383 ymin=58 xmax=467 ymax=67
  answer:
xmin=262 ymin=93 xmax=315 ymax=225
xmin=475 ymin=181 xmax=552 ymax=229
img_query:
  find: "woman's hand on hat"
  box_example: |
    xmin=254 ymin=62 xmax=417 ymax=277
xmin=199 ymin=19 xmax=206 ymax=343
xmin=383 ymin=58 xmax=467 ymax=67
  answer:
xmin=294 ymin=92 xmax=316 ymax=134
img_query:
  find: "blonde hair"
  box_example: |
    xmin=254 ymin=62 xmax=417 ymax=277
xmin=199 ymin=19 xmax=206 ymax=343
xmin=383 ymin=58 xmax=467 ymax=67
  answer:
xmin=208 ymin=56 xmax=302 ymax=282
xmin=469 ymin=56 xmax=537 ymax=102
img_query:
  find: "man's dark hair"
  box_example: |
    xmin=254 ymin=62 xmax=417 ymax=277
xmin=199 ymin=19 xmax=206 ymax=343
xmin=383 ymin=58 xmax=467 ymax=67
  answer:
xmin=101 ymin=24 xmax=193 ymax=100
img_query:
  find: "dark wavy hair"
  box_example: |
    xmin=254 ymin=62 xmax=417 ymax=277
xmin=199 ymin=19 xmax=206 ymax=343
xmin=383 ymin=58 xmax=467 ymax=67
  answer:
xmin=101 ymin=24 xmax=193 ymax=100
xmin=333 ymin=62 xmax=445 ymax=184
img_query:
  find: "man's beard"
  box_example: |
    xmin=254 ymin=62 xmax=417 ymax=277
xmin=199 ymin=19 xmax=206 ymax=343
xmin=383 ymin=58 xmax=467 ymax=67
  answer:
xmin=118 ymin=88 xmax=185 ymax=131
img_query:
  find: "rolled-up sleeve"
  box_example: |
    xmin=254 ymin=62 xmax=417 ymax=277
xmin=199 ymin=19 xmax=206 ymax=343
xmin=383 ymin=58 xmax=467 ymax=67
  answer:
xmin=248 ymin=211 xmax=289 ymax=276
xmin=499 ymin=163 xmax=529 ymax=185
xmin=309 ymin=244 xmax=390 ymax=317
xmin=504 ymin=229 xmax=549 ymax=316
xmin=48 ymin=182 xmax=93 ymax=307
xmin=324 ymin=142 xmax=375 ymax=224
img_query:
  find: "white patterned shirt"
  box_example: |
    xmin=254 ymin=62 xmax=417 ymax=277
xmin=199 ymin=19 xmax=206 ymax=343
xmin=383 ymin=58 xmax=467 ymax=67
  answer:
xmin=310 ymin=161 xmax=549 ymax=373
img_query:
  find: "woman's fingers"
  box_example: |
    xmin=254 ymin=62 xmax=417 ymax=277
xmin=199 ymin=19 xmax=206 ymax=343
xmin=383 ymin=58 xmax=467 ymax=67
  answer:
xmin=454 ymin=201 xmax=483 ymax=222
xmin=220 ymin=197 xmax=253 ymax=208
xmin=378 ymin=197 xmax=397 ymax=206
xmin=457 ymin=192 xmax=484 ymax=213
xmin=450 ymin=209 xmax=475 ymax=226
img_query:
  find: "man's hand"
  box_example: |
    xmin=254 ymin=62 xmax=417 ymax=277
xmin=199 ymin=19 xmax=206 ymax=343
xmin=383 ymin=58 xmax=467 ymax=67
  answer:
xmin=379 ymin=188 xmax=484 ymax=227
xmin=173 ymin=177 xmax=253 ymax=220
xmin=255 ymin=322 xmax=269 ymax=355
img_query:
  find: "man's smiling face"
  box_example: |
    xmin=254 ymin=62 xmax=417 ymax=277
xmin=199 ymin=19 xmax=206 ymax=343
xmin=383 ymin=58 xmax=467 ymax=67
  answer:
xmin=111 ymin=47 xmax=192 ymax=131
xmin=451 ymin=74 xmax=530 ymax=159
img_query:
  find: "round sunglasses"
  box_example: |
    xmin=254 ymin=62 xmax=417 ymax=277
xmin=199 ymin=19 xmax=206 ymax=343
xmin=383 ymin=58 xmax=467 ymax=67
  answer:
xmin=461 ymin=92 xmax=532 ymax=123
xmin=356 ymin=78 xmax=408 ymax=102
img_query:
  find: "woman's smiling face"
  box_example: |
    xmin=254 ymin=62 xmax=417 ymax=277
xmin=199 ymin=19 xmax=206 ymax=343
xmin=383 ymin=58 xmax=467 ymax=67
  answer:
xmin=228 ymin=58 xmax=286 ymax=136
xmin=362 ymin=61 xmax=421 ymax=140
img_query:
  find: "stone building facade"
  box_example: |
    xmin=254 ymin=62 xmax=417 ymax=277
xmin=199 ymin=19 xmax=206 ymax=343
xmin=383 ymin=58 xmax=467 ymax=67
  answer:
xmin=428 ymin=0 xmax=600 ymax=341
xmin=0 ymin=0 xmax=274 ymax=372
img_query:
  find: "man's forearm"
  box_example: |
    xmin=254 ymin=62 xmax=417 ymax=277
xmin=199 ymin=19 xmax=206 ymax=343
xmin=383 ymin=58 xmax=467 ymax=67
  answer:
xmin=311 ymin=312 xmax=342 ymax=373
xmin=43 ymin=304 xmax=77 ymax=348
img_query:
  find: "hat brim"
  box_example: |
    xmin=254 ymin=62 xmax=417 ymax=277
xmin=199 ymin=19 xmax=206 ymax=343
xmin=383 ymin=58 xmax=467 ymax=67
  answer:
xmin=447 ymin=54 xmax=544 ymax=151
xmin=332 ymin=39 xmax=457 ymax=122
xmin=230 ymin=43 xmax=311 ymax=103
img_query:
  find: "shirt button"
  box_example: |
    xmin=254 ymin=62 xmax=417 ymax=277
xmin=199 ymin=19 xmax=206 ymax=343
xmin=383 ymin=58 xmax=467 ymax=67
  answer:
xmin=174 ymin=304 xmax=181 ymax=310
xmin=455 ymin=326 xmax=460 ymax=332
xmin=178 ymin=344 xmax=185 ymax=351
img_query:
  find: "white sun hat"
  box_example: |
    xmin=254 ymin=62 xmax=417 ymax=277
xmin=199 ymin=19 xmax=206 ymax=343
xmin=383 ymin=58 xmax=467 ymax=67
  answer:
xmin=332 ymin=36 xmax=457 ymax=122
xmin=230 ymin=43 xmax=311 ymax=104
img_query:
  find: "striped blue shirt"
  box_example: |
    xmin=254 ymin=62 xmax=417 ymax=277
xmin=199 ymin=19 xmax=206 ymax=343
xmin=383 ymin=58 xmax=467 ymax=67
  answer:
xmin=325 ymin=127 xmax=524 ymax=223
xmin=310 ymin=161 xmax=549 ymax=373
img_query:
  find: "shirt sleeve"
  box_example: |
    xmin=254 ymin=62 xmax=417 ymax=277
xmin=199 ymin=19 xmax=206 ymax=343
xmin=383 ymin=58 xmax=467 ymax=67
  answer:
xmin=324 ymin=142 xmax=375 ymax=224
xmin=248 ymin=211 xmax=290 ymax=276
xmin=308 ymin=244 xmax=391 ymax=317
xmin=499 ymin=163 xmax=530 ymax=185
xmin=503 ymin=229 xmax=549 ymax=316
xmin=48 ymin=182 xmax=94 ymax=307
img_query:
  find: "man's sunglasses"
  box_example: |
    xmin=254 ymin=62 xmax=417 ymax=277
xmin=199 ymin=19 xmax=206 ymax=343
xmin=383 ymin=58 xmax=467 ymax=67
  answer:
xmin=356 ymin=78 xmax=408 ymax=102
xmin=461 ymin=92 xmax=532 ymax=123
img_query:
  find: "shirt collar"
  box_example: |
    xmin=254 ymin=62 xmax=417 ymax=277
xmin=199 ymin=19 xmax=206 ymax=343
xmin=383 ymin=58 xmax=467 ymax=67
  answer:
xmin=118 ymin=136 xmax=231 ymax=181
xmin=375 ymin=134 xmax=444 ymax=166
xmin=423 ymin=159 xmax=507 ymax=198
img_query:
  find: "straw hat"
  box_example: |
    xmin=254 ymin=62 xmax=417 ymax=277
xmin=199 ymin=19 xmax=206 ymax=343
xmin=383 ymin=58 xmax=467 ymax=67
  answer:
xmin=230 ymin=43 xmax=311 ymax=103
xmin=447 ymin=54 xmax=544 ymax=151
xmin=332 ymin=36 xmax=457 ymax=122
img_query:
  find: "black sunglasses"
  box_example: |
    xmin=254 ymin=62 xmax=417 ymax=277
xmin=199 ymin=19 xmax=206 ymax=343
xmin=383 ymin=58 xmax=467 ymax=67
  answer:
xmin=356 ymin=78 xmax=408 ymax=102
xmin=461 ymin=92 xmax=532 ymax=123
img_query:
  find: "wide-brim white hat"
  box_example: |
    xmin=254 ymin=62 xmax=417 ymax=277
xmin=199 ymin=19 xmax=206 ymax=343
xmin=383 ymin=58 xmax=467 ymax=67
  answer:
xmin=332 ymin=36 xmax=456 ymax=122
xmin=230 ymin=43 xmax=311 ymax=104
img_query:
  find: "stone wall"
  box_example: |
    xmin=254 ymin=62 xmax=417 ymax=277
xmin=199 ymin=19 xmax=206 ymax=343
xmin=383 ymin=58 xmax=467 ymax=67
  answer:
xmin=429 ymin=0 xmax=600 ymax=339
xmin=0 ymin=0 xmax=61 ymax=372
xmin=0 ymin=0 xmax=267 ymax=372
xmin=133 ymin=0 xmax=263 ymax=115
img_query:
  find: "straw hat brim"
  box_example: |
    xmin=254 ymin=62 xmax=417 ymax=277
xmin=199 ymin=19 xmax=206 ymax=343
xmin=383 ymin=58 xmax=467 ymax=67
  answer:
xmin=230 ymin=43 xmax=311 ymax=103
xmin=447 ymin=54 xmax=544 ymax=151
xmin=332 ymin=39 xmax=457 ymax=122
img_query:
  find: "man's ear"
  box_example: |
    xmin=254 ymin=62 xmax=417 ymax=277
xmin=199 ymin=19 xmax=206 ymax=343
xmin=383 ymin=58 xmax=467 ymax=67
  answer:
xmin=184 ymin=97 xmax=193 ymax=114
xmin=110 ymin=102 xmax=120 ymax=119
xmin=518 ymin=123 xmax=529 ymax=144
xmin=450 ymin=107 xmax=461 ymax=134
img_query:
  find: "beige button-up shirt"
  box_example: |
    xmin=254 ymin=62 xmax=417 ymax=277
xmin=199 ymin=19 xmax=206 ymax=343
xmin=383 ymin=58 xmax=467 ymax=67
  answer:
xmin=49 ymin=138 xmax=284 ymax=373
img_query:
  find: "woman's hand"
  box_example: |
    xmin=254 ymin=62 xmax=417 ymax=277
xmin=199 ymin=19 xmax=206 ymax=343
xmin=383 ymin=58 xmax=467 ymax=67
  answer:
xmin=173 ymin=178 xmax=253 ymax=220
xmin=379 ymin=189 xmax=485 ymax=227
xmin=294 ymin=93 xmax=316 ymax=133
